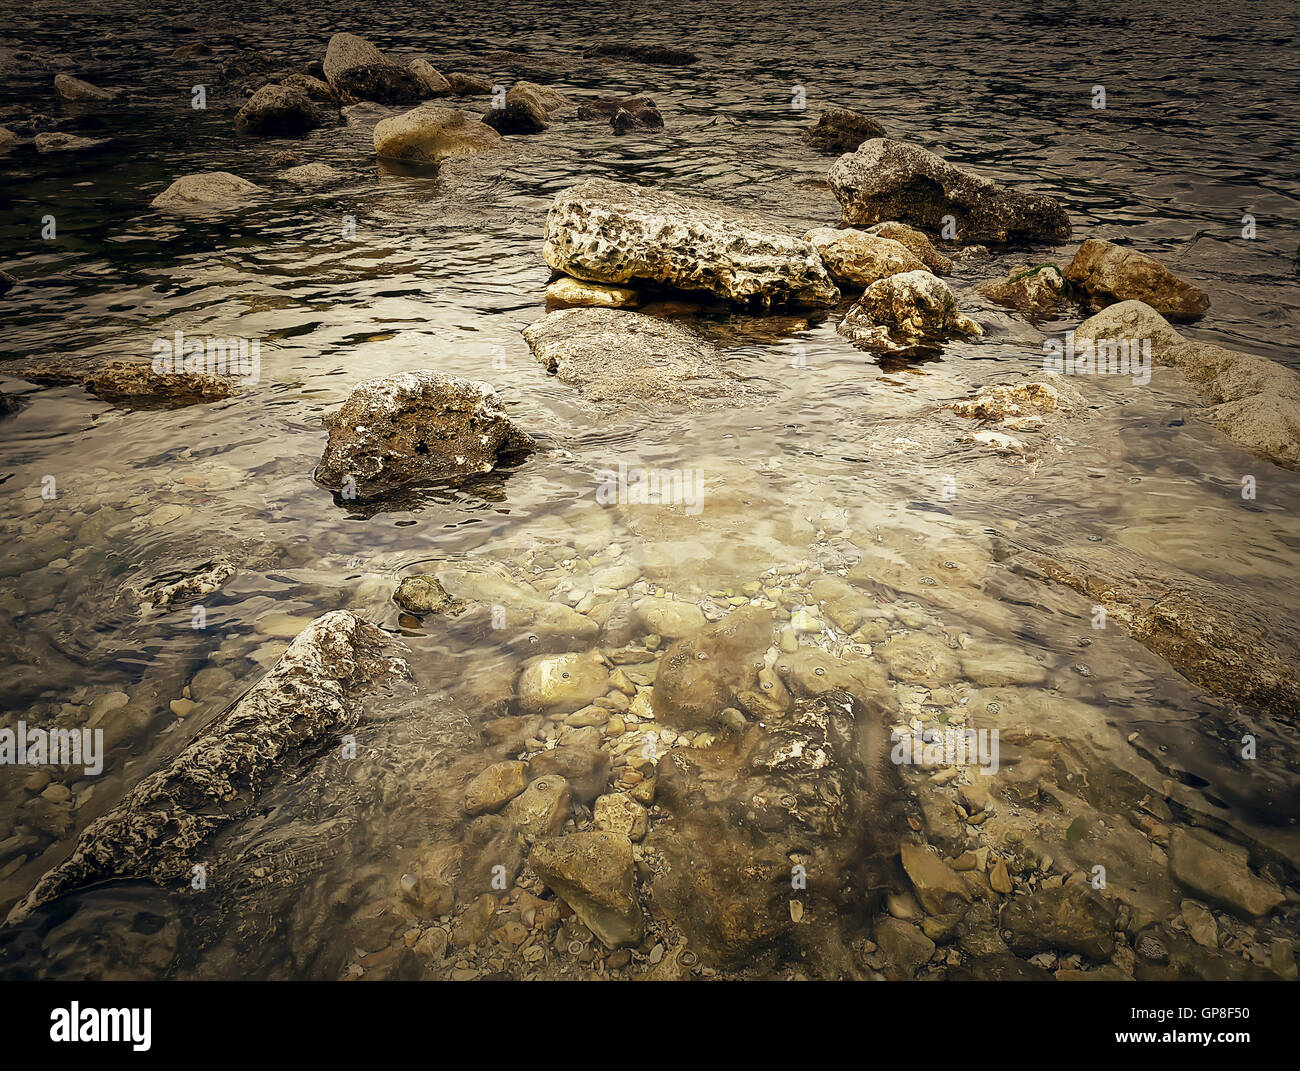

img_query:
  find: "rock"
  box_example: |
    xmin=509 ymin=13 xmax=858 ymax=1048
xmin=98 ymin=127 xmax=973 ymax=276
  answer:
xmin=874 ymin=917 xmax=935 ymax=978
xmin=1180 ymin=900 xmax=1218 ymax=949
xmin=0 ymin=126 xmax=18 ymax=153
xmin=151 ymin=171 xmax=262 ymax=210
xmin=528 ymin=738 xmax=611 ymax=804
xmin=900 ymin=844 xmax=973 ymax=916
xmin=372 ymin=105 xmax=503 ymax=165
xmin=866 ymin=222 xmax=954 ymax=274
xmin=804 ymin=108 xmax=887 ymax=153
xmin=523 ymin=307 xmax=757 ymax=411
xmin=322 ymin=32 xmax=423 ymax=103
xmin=1065 ymin=238 xmax=1209 ymax=321
xmin=593 ymin=793 xmax=648 ymax=841
xmin=530 ymin=832 xmax=643 ymax=948
xmin=279 ymin=73 xmax=337 ymax=103
xmin=408 ymin=59 xmax=451 ymax=97
xmin=837 ymin=270 xmax=981 ymax=354
xmin=463 ymin=761 xmax=528 ymax=815
xmin=977 ymin=263 xmax=1068 ymax=317
xmin=541 ymin=178 xmax=839 ymax=308
xmin=585 ymin=43 xmax=697 ymax=65
xmin=6 ymin=611 xmax=407 ymax=924
xmin=314 ymin=371 xmax=533 ymax=497
xmin=501 ymin=775 xmax=571 ymax=836
xmin=999 ymin=884 xmax=1117 ymax=962
xmin=1168 ymin=827 xmax=1284 ymax=919
xmin=431 ymin=563 xmax=599 ymax=650
xmin=393 ymin=575 xmax=466 ymax=616
xmin=34 ymin=131 xmax=108 ymax=153
xmin=949 ymin=380 xmax=1081 ymax=425
xmin=830 ymin=138 xmax=1071 ymax=244
xmin=445 ymin=72 xmax=493 ymax=95
xmin=803 ymin=227 xmax=929 ymax=288
xmin=647 ymin=690 xmax=902 ymax=965
xmin=482 ymin=82 xmax=553 ymax=134
xmin=235 ymin=84 xmax=324 ymax=134
xmin=516 ymin=652 xmax=610 ymax=714
xmin=544 ymin=277 xmax=638 ymax=309
xmin=53 ymin=73 xmax=115 ymax=101
xmin=632 ymin=597 xmax=706 ymax=640
xmin=609 ymin=98 xmax=663 ymax=134
xmin=450 ymin=893 xmax=497 ymax=947
xmin=82 ymin=362 xmax=239 ymax=409
xmin=281 ymin=163 xmax=342 ymax=186
xmin=652 ymin=605 xmax=776 ymax=728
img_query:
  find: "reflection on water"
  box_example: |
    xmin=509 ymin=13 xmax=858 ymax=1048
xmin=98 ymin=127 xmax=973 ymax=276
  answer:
xmin=1 ymin=0 xmax=1298 ymax=979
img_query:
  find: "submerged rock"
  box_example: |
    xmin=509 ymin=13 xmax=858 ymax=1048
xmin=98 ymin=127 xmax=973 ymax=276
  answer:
xmin=322 ymin=31 xmax=423 ymax=103
xmin=516 ymin=652 xmax=610 ymax=714
xmin=5 ymin=611 xmax=408 ymax=925
xmin=373 ymin=105 xmax=503 ymax=165
xmin=804 ymin=108 xmax=887 ymax=153
xmin=999 ymin=885 xmax=1117 ymax=961
xmin=427 ymin=563 xmax=599 ymax=650
xmin=977 ymin=263 xmax=1068 ymax=317
xmin=234 ymin=84 xmax=325 ymax=134
xmin=151 ymin=171 xmax=262 ymax=210
xmin=529 ymin=832 xmax=643 ymax=948
xmin=837 ymin=269 xmax=982 ymax=354
xmin=541 ymin=178 xmax=839 ymax=308
xmin=950 ymin=380 xmax=1082 ymax=429
xmin=1168 ymin=827 xmax=1285 ymax=919
xmin=1073 ymin=300 xmax=1300 ymax=468
xmin=1065 ymin=238 xmax=1209 ymax=321
xmin=34 ymin=131 xmax=108 ymax=153
xmin=314 ymin=370 xmax=533 ymax=496
xmin=523 ymin=307 xmax=757 ymax=411
xmin=83 ymin=361 xmax=239 ymax=408
xmin=803 ymin=227 xmax=929 ymax=288
xmin=281 ymin=162 xmax=342 ymax=186
xmin=646 ymin=690 xmax=902 ymax=965
xmin=585 ymin=42 xmax=698 ymax=65
xmin=830 ymin=138 xmax=1071 ymax=244
xmin=53 ymin=72 xmax=115 ymax=101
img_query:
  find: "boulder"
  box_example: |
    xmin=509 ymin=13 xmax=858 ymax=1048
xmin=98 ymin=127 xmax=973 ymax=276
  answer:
xmin=865 ymin=222 xmax=954 ymax=273
xmin=874 ymin=917 xmax=936 ymax=978
xmin=502 ymin=775 xmax=572 ymax=836
xmin=899 ymin=843 xmax=972 ymax=915
xmin=463 ymin=761 xmax=528 ymax=816
xmin=234 ymin=84 xmax=324 ymax=134
xmin=585 ymin=42 xmax=697 ymax=65
xmin=53 ymin=73 xmax=115 ymax=101
xmin=314 ymin=370 xmax=533 ymax=496
xmin=6 ymin=611 xmax=407 ymax=924
xmin=516 ymin=652 xmax=610 ymax=714
xmin=804 ymin=108 xmax=887 ymax=153
xmin=373 ymin=105 xmax=503 ymax=165
xmin=1072 ymin=301 xmax=1300 ymax=469
xmin=529 ymin=832 xmax=644 ymax=948
xmin=83 ymin=361 xmax=239 ymax=408
xmin=408 ymin=59 xmax=451 ymax=97
xmin=482 ymin=82 xmax=550 ymax=134
xmin=999 ymin=885 xmax=1117 ymax=961
xmin=151 ymin=171 xmax=262 ymax=210
xmin=34 ymin=131 xmax=108 ymax=153
xmin=1065 ymin=238 xmax=1209 ymax=320
xmin=279 ymin=72 xmax=337 ymax=103
xmin=322 ymin=32 xmax=423 ymax=103
xmin=977 ymin=263 xmax=1068 ymax=317
xmin=611 ymin=99 xmax=662 ymax=134
xmin=830 ymin=138 xmax=1071 ymax=244
xmin=802 ymin=227 xmax=929 ymax=288
xmin=541 ymin=178 xmax=839 ymax=308
xmin=1168 ymin=827 xmax=1284 ymax=919
xmin=523 ymin=307 xmax=757 ymax=411
xmin=445 ymin=72 xmax=493 ymax=95
xmin=837 ymin=269 xmax=981 ymax=354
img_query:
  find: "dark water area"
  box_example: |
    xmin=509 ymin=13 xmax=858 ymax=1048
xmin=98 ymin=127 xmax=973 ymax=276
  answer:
xmin=0 ymin=0 xmax=1297 ymax=981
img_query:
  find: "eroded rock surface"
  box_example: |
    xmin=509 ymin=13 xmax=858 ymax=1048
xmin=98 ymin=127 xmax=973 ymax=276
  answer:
xmin=837 ymin=270 xmax=981 ymax=354
xmin=803 ymin=227 xmax=929 ymax=288
xmin=541 ymin=179 xmax=839 ymax=308
xmin=830 ymin=138 xmax=1071 ymax=244
xmin=804 ymin=108 xmax=887 ymax=153
xmin=1066 ymin=238 xmax=1209 ymax=321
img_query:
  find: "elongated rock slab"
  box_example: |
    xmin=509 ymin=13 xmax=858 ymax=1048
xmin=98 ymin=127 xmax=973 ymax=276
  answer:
xmin=6 ymin=611 xmax=408 ymax=924
xmin=830 ymin=138 xmax=1071 ymax=244
xmin=542 ymin=178 xmax=839 ymax=308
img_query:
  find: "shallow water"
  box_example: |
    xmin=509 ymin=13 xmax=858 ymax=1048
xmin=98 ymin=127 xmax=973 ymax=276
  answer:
xmin=1 ymin=0 xmax=1298 ymax=979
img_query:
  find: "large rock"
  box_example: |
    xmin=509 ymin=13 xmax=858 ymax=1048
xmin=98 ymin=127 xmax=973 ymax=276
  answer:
xmin=803 ymin=227 xmax=929 ymax=288
xmin=1065 ymin=238 xmax=1210 ymax=321
xmin=529 ymin=832 xmax=644 ymax=948
xmin=234 ymin=84 xmax=324 ymax=135
xmin=977 ymin=263 xmax=1068 ymax=317
xmin=423 ymin=563 xmax=599 ymax=651
xmin=522 ymin=307 xmax=757 ymax=411
xmin=151 ymin=171 xmax=262 ymax=210
xmin=837 ymin=269 xmax=981 ymax=354
xmin=1072 ymin=301 xmax=1300 ymax=469
xmin=322 ymin=31 xmax=423 ymax=103
xmin=646 ymin=690 xmax=902 ymax=965
xmin=54 ymin=73 xmax=115 ymax=101
xmin=373 ymin=105 xmax=503 ymax=165
xmin=83 ymin=361 xmax=239 ymax=408
xmin=1168 ymin=827 xmax=1284 ymax=919
xmin=541 ymin=179 xmax=839 ymax=308
xmin=830 ymin=138 xmax=1071 ymax=244
xmin=482 ymin=82 xmax=554 ymax=134
xmin=6 ymin=611 xmax=407 ymax=924
xmin=516 ymin=652 xmax=609 ymax=714
xmin=804 ymin=108 xmax=887 ymax=153
xmin=999 ymin=885 xmax=1117 ymax=961
xmin=314 ymin=371 xmax=533 ymax=496
xmin=866 ymin=221 xmax=954 ymax=274
xmin=408 ymin=59 xmax=451 ymax=97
